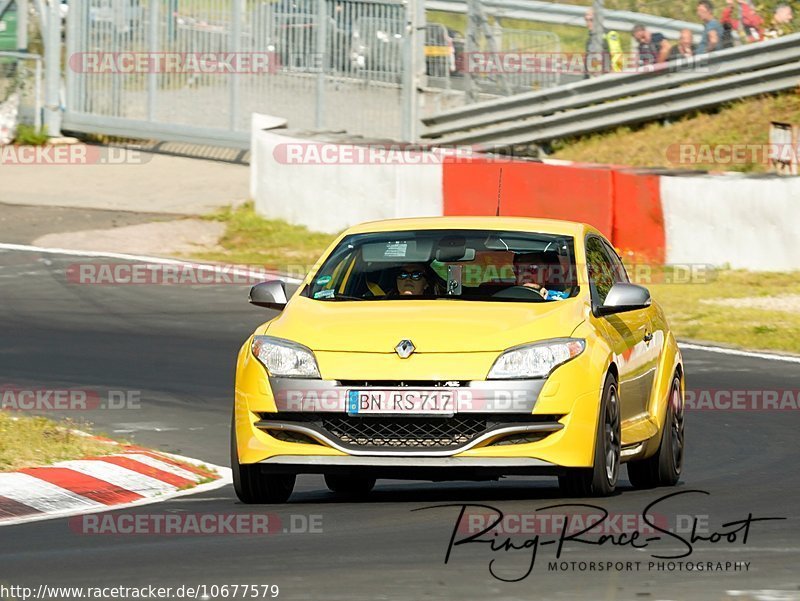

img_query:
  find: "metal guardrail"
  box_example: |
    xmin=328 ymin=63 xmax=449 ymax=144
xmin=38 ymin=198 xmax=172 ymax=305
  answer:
xmin=421 ymin=33 xmax=800 ymax=148
xmin=425 ymin=0 xmax=703 ymax=38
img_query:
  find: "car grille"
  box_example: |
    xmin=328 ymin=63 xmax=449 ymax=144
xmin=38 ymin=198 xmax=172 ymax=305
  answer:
xmin=323 ymin=415 xmax=487 ymax=448
xmin=257 ymin=413 xmax=561 ymax=451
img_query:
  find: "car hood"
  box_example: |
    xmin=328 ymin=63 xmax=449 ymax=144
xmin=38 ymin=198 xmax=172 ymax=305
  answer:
xmin=262 ymin=295 xmax=588 ymax=353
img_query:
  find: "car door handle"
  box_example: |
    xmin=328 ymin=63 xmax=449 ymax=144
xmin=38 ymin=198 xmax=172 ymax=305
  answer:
xmin=644 ymin=331 xmax=653 ymax=343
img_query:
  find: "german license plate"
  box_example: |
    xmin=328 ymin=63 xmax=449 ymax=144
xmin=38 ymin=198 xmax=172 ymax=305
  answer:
xmin=347 ymin=389 xmax=456 ymax=415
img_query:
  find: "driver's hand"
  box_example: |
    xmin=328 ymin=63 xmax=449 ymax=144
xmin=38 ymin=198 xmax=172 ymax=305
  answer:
xmin=522 ymin=283 xmax=548 ymax=299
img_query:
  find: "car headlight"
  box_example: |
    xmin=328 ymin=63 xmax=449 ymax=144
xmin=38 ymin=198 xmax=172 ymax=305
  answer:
xmin=251 ymin=336 xmax=320 ymax=378
xmin=488 ymin=338 xmax=585 ymax=379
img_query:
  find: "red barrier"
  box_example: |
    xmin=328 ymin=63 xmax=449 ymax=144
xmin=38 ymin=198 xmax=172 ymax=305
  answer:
xmin=442 ymin=158 xmax=665 ymax=263
xmin=611 ymin=170 xmax=666 ymax=264
xmin=443 ymin=158 xmax=614 ymax=238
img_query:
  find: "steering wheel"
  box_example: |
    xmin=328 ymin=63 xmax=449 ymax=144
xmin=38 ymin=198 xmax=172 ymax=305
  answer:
xmin=492 ymin=286 xmax=547 ymax=302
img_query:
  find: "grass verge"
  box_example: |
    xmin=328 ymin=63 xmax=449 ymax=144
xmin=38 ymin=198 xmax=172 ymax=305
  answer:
xmin=193 ymin=202 xmax=338 ymax=272
xmin=551 ymin=91 xmax=800 ymax=172
xmin=649 ymin=270 xmax=800 ymax=355
xmin=0 ymin=413 xmax=116 ymax=472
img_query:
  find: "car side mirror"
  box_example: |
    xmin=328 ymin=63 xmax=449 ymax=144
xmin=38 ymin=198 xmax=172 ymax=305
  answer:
xmin=249 ymin=281 xmax=288 ymax=311
xmin=597 ymin=283 xmax=651 ymax=316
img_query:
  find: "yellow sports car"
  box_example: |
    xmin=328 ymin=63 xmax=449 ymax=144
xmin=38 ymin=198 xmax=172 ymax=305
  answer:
xmin=232 ymin=217 xmax=684 ymax=502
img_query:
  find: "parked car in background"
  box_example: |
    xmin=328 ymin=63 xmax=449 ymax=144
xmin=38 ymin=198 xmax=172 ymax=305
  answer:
xmin=0 ymin=5 xmax=18 ymax=78
xmin=250 ymin=0 xmax=353 ymax=72
xmin=349 ymin=16 xmax=404 ymax=73
xmin=424 ymin=23 xmax=454 ymax=77
xmin=0 ymin=5 xmax=17 ymax=52
xmin=89 ymin=0 xmax=143 ymax=36
xmin=350 ymin=20 xmax=459 ymax=77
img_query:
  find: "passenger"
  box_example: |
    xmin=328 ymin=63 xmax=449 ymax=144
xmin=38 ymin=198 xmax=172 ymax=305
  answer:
xmin=512 ymin=253 xmax=569 ymax=301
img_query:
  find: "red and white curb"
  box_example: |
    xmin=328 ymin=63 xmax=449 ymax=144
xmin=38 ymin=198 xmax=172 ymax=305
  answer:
xmin=0 ymin=446 xmax=232 ymax=527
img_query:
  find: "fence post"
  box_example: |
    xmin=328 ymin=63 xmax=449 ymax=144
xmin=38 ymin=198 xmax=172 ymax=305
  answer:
xmin=229 ymin=0 xmax=243 ymax=131
xmin=64 ymin=0 xmax=76 ymax=118
xmin=34 ymin=57 xmax=42 ymax=130
xmin=147 ymin=0 xmax=158 ymax=121
xmin=43 ymin=0 xmax=61 ymax=136
xmin=33 ymin=0 xmax=46 ymax=39
xmin=401 ymin=0 xmax=424 ymax=141
xmin=589 ymin=0 xmax=604 ymax=64
xmin=16 ymin=0 xmax=28 ymax=50
xmin=314 ymin=0 xmax=326 ymax=129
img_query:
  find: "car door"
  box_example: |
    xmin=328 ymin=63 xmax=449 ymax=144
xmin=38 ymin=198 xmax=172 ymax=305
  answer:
xmin=587 ymin=236 xmax=655 ymax=427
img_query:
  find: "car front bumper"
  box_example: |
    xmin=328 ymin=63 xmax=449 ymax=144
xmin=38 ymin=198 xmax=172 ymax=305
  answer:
xmin=234 ymin=338 xmax=609 ymax=471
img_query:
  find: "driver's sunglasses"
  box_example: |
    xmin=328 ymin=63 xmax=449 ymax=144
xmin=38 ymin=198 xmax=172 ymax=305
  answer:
xmin=397 ymin=271 xmax=425 ymax=281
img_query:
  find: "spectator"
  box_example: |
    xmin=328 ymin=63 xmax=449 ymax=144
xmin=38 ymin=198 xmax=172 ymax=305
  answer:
xmin=632 ymin=23 xmax=672 ymax=66
xmin=584 ymin=8 xmax=623 ymax=77
xmin=668 ymin=28 xmax=697 ymax=60
xmin=765 ymin=4 xmax=794 ymax=38
xmin=696 ymin=0 xmax=725 ymax=53
xmin=720 ymin=0 xmax=764 ymax=44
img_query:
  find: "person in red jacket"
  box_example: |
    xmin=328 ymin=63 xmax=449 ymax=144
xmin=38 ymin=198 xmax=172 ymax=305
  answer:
xmin=720 ymin=0 xmax=765 ymax=43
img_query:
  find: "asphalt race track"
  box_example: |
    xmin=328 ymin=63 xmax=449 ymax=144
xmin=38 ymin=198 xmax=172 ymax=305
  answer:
xmin=1 ymin=248 xmax=798 ymax=601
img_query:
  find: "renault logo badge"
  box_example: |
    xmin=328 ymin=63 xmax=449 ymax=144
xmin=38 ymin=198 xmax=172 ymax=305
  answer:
xmin=395 ymin=340 xmax=415 ymax=359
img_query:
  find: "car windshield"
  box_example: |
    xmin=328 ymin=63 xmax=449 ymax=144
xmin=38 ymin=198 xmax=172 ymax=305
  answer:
xmin=304 ymin=229 xmax=579 ymax=302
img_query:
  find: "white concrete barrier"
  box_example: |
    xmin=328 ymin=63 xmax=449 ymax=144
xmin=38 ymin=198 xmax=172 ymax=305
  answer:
xmin=250 ymin=115 xmax=443 ymax=234
xmin=661 ymin=174 xmax=800 ymax=271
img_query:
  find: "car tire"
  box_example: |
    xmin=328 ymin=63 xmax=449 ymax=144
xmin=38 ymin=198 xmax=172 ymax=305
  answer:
xmin=231 ymin=414 xmax=295 ymax=504
xmin=558 ymin=373 xmax=620 ymax=497
xmin=627 ymin=375 xmax=684 ymax=489
xmin=324 ymin=474 xmax=376 ymax=497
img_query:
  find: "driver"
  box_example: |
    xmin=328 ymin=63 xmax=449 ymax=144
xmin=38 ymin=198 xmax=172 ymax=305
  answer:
xmin=394 ymin=263 xmax=438 ymax=297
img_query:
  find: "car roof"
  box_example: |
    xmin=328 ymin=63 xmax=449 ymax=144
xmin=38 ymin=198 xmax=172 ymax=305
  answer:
xmin=342 ymin=216 xmax=598 ymax=239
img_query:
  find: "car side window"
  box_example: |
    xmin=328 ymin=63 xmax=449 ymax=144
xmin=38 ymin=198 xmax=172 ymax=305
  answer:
xmin=602 ymin=240 xmax=630 ymax=284
xmin=586 ymin=237 xmax=615 ymax=306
